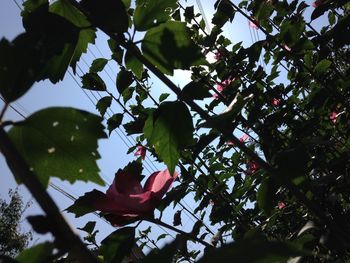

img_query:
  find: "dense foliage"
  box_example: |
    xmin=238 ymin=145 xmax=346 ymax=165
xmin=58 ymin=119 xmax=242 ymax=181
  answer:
xmin=1 ymin=0 xmax=350 ymax=262
xmin=0 ymin=189 xmax=32 ymax=258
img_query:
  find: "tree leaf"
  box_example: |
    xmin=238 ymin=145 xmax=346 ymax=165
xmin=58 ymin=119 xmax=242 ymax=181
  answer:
xmin=78 ymin=221 xmax=96 ymax=234
xmin=134 ymin=0 xmax=177 ymax=31
xmin=82 ymin=72 xmax=106 ymax=91
xmin=16 ymin=242 xmax=53 ymax=263
xmin=8 ymin=107 xmax=106 ymax=187
xmin=143 ymin=101 xmax=194 ymax=174
xmin=257 ymin=177 xmax=277 ymax=216
xmin=116 ymin=69 xmax=134 ymax=94
xmin=314 ymin=59 xmax=332 ymax=75
xmin=198 ymin=238 xmax=307 ymax=263
xmin=125 ymin=49 xmax=144 ymax=79
xmin=142 ymin=240 xmax=178 ymax=263
xmin=100 ymin=227 xmax=135 ymax=263
xmin=0 ymin=36 xmax=41 ymax=102
xmin=181 ymin=80 xmax=211 ymax=100
xmin=96 ymin=96 xmax=112 ymax=117
xmin=49 ymin=0 xmax=96 ymax=73
xmin=90 ymin=58 xmax=108 ymax=73
xmin=107 ymin=113 xmax=124 ymax=135
xmin=159 ymin=93 xmax=170 ymax=102
xmin=81 ymin=0 xmax=128 ymax=33
xmin=142 ymin=21 xmax=205 ymax=75
xmin=66 ymin=190 xmax=102 ymax=217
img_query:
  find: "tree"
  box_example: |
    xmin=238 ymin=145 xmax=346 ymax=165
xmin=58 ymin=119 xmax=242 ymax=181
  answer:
xmin=0 ymin=189 xmax=32 ymax=257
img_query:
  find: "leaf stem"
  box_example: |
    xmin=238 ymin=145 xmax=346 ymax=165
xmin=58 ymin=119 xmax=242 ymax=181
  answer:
xmin=0 ymin=103 xmax=9 ymax=123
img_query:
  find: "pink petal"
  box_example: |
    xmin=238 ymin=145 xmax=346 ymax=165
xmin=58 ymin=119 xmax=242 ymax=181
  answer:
xmin=239 ymin=133 xmax=249 ymax=142
xmin=312 ymin=0 xmax=322 ymax=8
xmin=108 ymin=169 xmax=143 ymax=196
xmin=278 ymin=201 xmax=286 ymax=209
xmin=227 ymin=140 xmax=235 ymax=146
xmin=329 ymin=111 xmax=338 ymax=124
xmin=95 ymin=190 xmax=155 ymax=216
xmin=272 ymin=98 xmax=281 ymax=106
xmin=144 ymin=169 xmax=178 ymax=200
xmin=283 ymin=45 xmax=291 ymax=52
xmin=249 ymin=19 xmax=259 ymax=29
xmin=134 ymin=145 xmax=147 ymax=160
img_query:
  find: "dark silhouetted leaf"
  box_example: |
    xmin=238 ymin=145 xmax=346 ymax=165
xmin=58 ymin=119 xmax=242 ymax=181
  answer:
xmin=142 ymin=21 xmax=205 ymax=75
xmin=198 ymin=238 xmax=307 ymax=263
xmin=78 ymin=221 xmax=96 ymax=234
xmin=81 ymin=0 xmax=128 ymax=33
xmin=66 ymin=190 xmax=103 ymax=217
xmin=96 ymin=96 xmax=112 ymax=117
xmin=159 ymin=93 xmax=170 ymax=102
xmin=82 ymin=72 xmax=106 ymax=91
xmin=100 ymin=227 xmax=135 ymax=263
xmin=107 ymin=113 xmax=124 ymax=135
xmin=116 ymin=69 xmax=134 ymax=94
xmin=8 ymin=107 xmax=106 ymax=187
xmin=257 ymin=177 xmax=277 ymax=216
xmin=181 ymin=81 xmax=211 ymax=100
xmin=90 ymin=58 xmax=108 ymax=73
xmin=134 ymin=0 xmax=177 ymax=31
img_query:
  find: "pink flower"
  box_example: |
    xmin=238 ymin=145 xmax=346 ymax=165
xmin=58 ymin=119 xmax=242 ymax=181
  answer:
xmin=245 ymin=160 xmax=260 ymax=175
xmin=212 ymin=79 xmax=233 ymax=99
xmin=92 ymin=169 xmax=178 ymax=226
xmin=329 ymin=111 xmax=338 ymax=124
xmin=134 ymin=145 xmax=147 ymax=160
xmin=283 ymin=45 xmax=291 ymax=52
xmin=312 ymin=0 xmax=322 ymax=8
xmin=239 ymin=133 xmax=249 ymax=142
xmin=272 ymin=98 xmax=281 ymax=106
xmin=248 ymin=19 xmax=259 ymax=29
xmin=227 ymin=140 xmax=235 ymax=146
xmin=278 ymin=201 xmax=286 ymax=209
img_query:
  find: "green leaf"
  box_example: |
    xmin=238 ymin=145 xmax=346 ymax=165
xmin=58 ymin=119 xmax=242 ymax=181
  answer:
xmin=100 ymin=227 xmax=135 ymax=263
xmin=22 ymin=3 xmax=80 ymax=83
xmin=49 ymin=0 xmax=96 ymax=73
xmin=122 ymin=87 xmax=134 ymax=103
xmin=8 ymin=107 xmax=106 ymax=187
xmin=257 ymin=177 xmax=277 ymax=216
xmin=314 ymin=59 xmax=332 ymax=75
xmin=96 ymin=96 xmax=112 ymax=117
xmin=143 ymin=101 xmax=194 ymax=174
xmin=142 ymin=21 xmax=205 ymax=75
xmin=81 ymin=0 xmax=128 ymax=33
xmin=66 ymin=190 xmax=102 ymax=217
xmin=125 ymin=49 xmax=144 ymax=79
xmin=181 ymin=80 xmax=211 ymax=100
xmin=116 ymin=69 xmax=134 ymax=94
xmin=142 ymin=240 xmax=178 ymax=263
xmin=184 ymin=6 xmax=195 ymax=23
xmin=134 ymin=0 xmax=177 ymax=31
xmin=82 ymin=72 xmax=106 ymax=91
xmin=16 ymin=242 xmax=53 ymax=263
xmin=90 ymin=58 xmax=108 ymax=73
xmin=198 ymin=238 xmax=307 ymax=263
xmin=0 ymin=36 xmax=41 ymax=102
xmin=107 ymin=113 xmax=124 ymax=135
xmin=159 ymin=93 xmax=170 ymax=102
xmin=212 ymin=0 xmax=235 ymax=27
